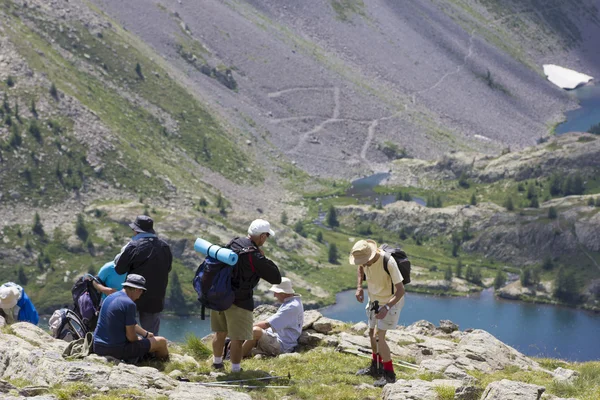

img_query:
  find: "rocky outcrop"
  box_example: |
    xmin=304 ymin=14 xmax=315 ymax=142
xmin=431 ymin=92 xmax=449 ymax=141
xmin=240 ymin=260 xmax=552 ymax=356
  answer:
xmin=0 ymin=323 xmax=250 ymax=400
xmin=480 ymin=379 xmax=545 ymax=400
xmin=1 ymin=314 xmax=582 ymax=399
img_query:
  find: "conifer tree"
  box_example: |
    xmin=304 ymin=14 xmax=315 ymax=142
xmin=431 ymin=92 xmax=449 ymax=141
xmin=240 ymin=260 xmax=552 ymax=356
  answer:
xmin=493 ymin=270 xmax=506 ymax=289
xmin=470 ymin=192 xmax=477 ymax=206
xmin=280 ymin=210 xmax=288 ymax=225
xmin=18 ymin=267 xmax=28 ymax=285
xmin=444 ymin=265 xmax=453 ymax=281
xmin=328 ymin=243 xmax=338 ymax=264
xmin=32 ymin=212 xmax=44 ymax=236
xmin=326 ymin=205 xmax=339 ymax=228
xmin=455 ymin=259 xmax=463 ymax=278
xmin=316 ymin=231 xmax=323 ymax=243
xmin=169 ymin=271 xmax=187 ymax=313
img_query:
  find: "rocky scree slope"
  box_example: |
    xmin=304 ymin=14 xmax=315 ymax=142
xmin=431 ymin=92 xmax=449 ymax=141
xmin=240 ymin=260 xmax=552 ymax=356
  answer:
xmin=90 ymin=0 xmax=600 ymax=177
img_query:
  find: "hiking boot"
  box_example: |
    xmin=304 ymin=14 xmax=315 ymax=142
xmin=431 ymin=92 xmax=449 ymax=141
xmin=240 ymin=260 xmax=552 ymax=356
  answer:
xmin=212 ymin=362 xmax=224 ymax=370
xmin=373 ymin=369 xmax=396 ymax=387
xmin=356 ymin=361 xmax=383 ymax=377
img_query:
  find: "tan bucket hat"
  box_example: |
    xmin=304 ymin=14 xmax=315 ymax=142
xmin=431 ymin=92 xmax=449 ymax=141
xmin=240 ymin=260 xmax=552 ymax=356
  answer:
xmin=349 ymin=239 xmax=378 ymax=265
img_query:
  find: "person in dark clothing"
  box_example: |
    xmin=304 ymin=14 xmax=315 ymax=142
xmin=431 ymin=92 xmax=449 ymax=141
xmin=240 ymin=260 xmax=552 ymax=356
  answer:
xmin=211 ymin=219 xmax=282 ymax=372
xmin=115 ymin=215 xmax=172 ymax=335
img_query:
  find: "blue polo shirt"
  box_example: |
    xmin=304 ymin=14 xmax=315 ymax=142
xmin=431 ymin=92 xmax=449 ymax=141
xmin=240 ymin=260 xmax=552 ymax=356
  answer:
xmin=96 ymin=262 xmax=127 ymax=300
xmin=93 ymin=291 xmax=137 ymax=347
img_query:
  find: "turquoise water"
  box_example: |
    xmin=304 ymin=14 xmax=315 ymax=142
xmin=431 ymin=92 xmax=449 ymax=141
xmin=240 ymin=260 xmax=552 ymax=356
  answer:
xmin=321 ymin=289 xmax=600 ymax=362
xmin=556 ymin=84 xmax=600 ymax=134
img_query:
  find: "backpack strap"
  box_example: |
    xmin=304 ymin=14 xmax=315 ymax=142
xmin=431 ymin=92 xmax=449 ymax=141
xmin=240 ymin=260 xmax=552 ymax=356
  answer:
xmin=248 ymin=252 xmax=256 ymax=273
xmin=382 ymin=252 xmax=394 ymax=295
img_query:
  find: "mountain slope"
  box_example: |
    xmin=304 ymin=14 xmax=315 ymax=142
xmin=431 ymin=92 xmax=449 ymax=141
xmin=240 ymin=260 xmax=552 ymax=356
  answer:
xmin=91 ymin=0 xmax=600 ymax=177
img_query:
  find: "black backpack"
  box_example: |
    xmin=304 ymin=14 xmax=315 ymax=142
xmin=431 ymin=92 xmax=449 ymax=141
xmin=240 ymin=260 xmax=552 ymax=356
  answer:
xmin=71 ymin=275 xmax=102 ymax=332
xmin=193 ymin=245 xmax=258 ymax=320
xmin=49 ymin=308 xmax=87 ymax=341
xmin=363 ymin=244 xmax=411 ymax=294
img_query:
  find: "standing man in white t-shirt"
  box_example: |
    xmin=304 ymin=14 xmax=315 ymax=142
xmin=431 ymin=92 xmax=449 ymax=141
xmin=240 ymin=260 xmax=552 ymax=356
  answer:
xmin=350 ymin=239 xmax=405 ymax=387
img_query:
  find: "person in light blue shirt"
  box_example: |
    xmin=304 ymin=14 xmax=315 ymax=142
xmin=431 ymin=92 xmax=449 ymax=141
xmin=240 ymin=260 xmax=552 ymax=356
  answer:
xmin=241 ymin=277 xmax=303 ymax=357
xmin=94 ymin=261 xmax=127 ymax=300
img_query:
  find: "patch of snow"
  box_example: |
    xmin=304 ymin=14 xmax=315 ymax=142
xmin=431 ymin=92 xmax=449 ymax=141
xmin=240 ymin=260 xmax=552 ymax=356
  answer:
xmin=543 ymin=64 xmax=593 ymax=90
xmin=474 ymin=134 xmax=491 ymax=141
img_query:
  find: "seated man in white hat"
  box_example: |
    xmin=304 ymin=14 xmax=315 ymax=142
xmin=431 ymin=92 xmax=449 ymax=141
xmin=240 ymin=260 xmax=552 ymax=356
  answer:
xmin=241 ymin=277 xmax=304 ymax=357
xmin=0 ymin=282 xmax=39 ymax=325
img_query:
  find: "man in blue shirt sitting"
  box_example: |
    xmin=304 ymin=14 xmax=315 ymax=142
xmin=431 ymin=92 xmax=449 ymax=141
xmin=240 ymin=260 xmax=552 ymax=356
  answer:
xmin=241 ymin=277 xmax=304 ymax=357
xmin=93 ymin=274 xmax=168 ymax=361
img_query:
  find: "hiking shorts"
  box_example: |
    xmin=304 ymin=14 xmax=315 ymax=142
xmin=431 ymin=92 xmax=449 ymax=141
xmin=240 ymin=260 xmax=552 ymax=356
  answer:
xmin=256 ymin=329 xmax=282 ymax=356
xmin=93 ymin=338 xmax=151 ymax=361
xmin=366 ymin=297 xmax=405 ymax=331
xmin=211 ymin=304 xmax=253 ymax=340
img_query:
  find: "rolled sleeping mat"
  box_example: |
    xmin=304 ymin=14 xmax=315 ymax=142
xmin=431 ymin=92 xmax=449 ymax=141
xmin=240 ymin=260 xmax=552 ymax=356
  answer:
xmin=194 ymin=238 xmax=238 ymax=266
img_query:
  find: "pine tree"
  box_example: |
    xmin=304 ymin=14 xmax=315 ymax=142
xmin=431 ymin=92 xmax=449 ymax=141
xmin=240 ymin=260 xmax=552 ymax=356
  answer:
xmin=549 ymin=173 xmax=563 ymax=196
xmin=135 ymin=62 xmax=144 ymax=79
xmin=294 ymin=220 xmax=305 ymax=237
xmin=198 ymin=197 xmax=208 ymax=207
xmin=444 ymin=265 xmax=453 ymax=281
xmin=326 ymin=205 xmax=339 ymax=228
xmin=455 ymin=259 xmax=463 ymax=278
xmin=529 ymin=196 xmax=539 ymax=208
xmin=554 ymin=267 xmax=579 ymax=303
xmin=548 ymin=206 xmax=557 ymax=219
xmin=6 ymin=76 xmax=15 ymax=87
xmin=465 ymin=265 xmax=473 ymax=282
xmin=520 ymin=267 xmax=531 ymax=287
xmin=527 ymin=182 xmax=536 ymax=199
xmin=32 ymin=212 xmax=44 ymax=236
xmin=542 ymin=256 xmax=554 ymax=271
xmin=30 ymin=99 xmax=38 ymax=118
xmin=280 ymin=211 xmax=288 ymax=225
xmin=169 ymin=272 xmax=187 ymax=314
xmin=472 ymin=267 xmax=482 ymax=285
xmin=18 ymin=267 xmax=28 ymax=285
xmin=50 ymin=82 xmax=58 ymax=100
xmin=75 ymin=214 xmax=89 ymax=241
xmin=328 ymin=243 xmax=338 ymax=264
xmin=493 ymin=270 xmax=506 ymax=289
xmin=316 ymin=231 xmax=323 ymax=243
xmin=504 ymin=196 xmax=514 ymax=211
xmin=470 ymin=192 xmax=477 ymax=206
xmin=458 ymin=171 xmax=470 ymax=188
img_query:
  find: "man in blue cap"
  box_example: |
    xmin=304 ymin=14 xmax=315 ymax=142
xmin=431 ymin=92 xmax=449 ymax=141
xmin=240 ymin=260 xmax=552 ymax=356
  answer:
xmin=116 ymin=215 xmax=172 ymax=335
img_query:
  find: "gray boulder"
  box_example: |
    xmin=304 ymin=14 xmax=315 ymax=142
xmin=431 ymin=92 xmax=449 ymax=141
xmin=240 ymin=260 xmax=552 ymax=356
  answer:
xmin=481 ymin=379 xmax=545 ymax=400
xmin=552 ymin=367 xmax=579 ymax=384
xmin=302 ymin=310 xmax=323 ymax=330
xmin=382 ymin=378 xmax=466 ymax=400
xmin=438 ymin=320 xmax=459 ymax=333
xmin=313 ymin=317 xmax=339 ymax=334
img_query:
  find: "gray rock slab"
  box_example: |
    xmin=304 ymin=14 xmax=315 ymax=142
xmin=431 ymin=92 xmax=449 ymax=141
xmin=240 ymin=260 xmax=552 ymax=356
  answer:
xmin=382 ymin=378 xmax=463 ymax=400
xmin=481 ymin=379 xmax=545 ymax=400
xmin=170 ymin=382 xmax=252 ymax=399
xmin=552 ymin=367 xmax=579 ymax=384
xmin=302 ymin=310 xmax=323 ymax=330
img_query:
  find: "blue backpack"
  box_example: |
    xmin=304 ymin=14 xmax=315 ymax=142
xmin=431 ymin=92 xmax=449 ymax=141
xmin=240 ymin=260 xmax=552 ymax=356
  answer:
xmin=193 ymin=246 xmax=257 ymax=319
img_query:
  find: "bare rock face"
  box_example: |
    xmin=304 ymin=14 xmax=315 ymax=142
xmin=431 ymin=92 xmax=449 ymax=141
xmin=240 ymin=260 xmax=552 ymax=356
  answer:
xmin=480 ymin=379 xmax=545 ymax=400
xmin=0 ymin=323 xmax=250 ymax=400
xmin=252 ymin=304 xmax=278 ymax=322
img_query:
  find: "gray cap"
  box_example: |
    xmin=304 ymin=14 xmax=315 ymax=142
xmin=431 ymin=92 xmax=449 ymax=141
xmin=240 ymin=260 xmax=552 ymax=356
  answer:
xmin=122 ymin=274 xmax=147 ymax=291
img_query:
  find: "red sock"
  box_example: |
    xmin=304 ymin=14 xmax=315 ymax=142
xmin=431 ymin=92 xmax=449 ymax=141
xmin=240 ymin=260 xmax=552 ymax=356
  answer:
xmin=372 ymin=353 xmax=378 ymax=362
xmin=383 ymin=360 xmax=394 ymax=372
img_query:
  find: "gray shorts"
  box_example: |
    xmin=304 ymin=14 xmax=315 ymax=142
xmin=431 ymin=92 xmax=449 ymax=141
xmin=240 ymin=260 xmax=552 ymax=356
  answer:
xmin=366 ymin=297 xmax=404 ymax=331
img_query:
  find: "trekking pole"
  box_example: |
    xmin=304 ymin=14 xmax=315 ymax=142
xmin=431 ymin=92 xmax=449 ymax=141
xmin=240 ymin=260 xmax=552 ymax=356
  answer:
xmin=370 ymin=300 xmax=380 ymax=373
xmin=339 ymin=349 xmax=419 ymax=370
xmin=206 ymin=372 xmax=292 ymax=385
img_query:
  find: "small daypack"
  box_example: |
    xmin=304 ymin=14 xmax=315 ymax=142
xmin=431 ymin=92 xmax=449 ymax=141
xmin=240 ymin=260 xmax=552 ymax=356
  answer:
xmin=49 ymin=308 xmax=87 ymax=342
xmin=71 ymin=275 xmax=102 ymax=332
xmin=363 ymin=244 xmax=411 ymax=294
xmin=193 ymin=246 xmax=258 ymax=320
